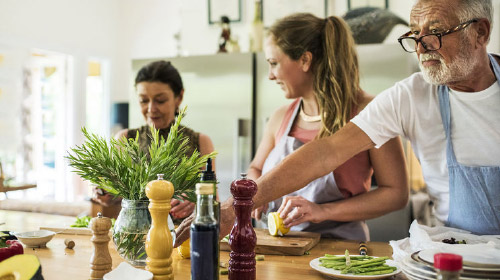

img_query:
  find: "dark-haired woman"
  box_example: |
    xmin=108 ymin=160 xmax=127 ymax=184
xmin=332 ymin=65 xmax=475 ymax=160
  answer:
xmin=97 ymin=60 xmax=215 ymax=221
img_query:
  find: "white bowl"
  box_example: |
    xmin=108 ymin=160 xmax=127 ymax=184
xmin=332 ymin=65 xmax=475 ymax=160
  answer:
xmin=13 ymin=230 xmax=56 ymax=248
xmin=104 ymin=262 xmax=153 ymax=280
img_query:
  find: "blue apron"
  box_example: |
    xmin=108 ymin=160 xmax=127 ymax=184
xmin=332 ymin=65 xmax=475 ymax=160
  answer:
xmin=261 ymin=100 xmax=369 ymax=241
xmin=438 ymin=54 xmax=500 ymax=235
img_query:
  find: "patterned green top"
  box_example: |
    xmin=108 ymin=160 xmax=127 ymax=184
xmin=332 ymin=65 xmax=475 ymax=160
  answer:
xmin=127 ymin=124 xmax=201 ymax=158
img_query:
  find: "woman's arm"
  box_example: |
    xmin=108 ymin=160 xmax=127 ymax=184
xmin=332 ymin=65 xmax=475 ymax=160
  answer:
xmin=199 ymin=133 xmax=216 ymax=171
xmin=199 ymin=132 xmax=217 ymax=201
xmin=114 ymin=129 xmax=129 ymax=139
xmin=199 ymin=133 xmax=215 ymax=156
xmin=247 ymin=106 xmax=286 ymax=181
xmin=247 ymin=105 xmax=288 ymax=219
xmin=171 ymin=132 xmax=215 ymax=219
xmin=278 ymin=136 xmax=409 ymax=227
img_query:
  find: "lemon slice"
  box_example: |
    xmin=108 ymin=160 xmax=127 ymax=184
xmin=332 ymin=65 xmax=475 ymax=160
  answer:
xmin=267 ymin=212 xmax=290 ymax=236
xmin=177 ymin=238 xmax=191 ymax=259
xmin=268 ymin=212 xmax=279 ymax=236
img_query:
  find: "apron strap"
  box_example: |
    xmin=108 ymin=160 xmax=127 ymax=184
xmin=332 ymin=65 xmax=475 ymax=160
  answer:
xmin=437 ymin=85 xmax=458 ymax=165
xmin=279 ymin=98 xmax=302 ymax=141
xmin=488 ymin=54 xmax=500 ymax=79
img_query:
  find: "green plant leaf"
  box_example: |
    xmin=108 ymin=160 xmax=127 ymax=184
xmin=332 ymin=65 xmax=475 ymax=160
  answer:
xmin=66 ymin=106 xmax=217 ymax=201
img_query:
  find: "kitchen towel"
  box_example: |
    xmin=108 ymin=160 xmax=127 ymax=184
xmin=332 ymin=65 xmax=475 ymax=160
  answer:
xmin=389 ymin=220 xmax=500 ymax=262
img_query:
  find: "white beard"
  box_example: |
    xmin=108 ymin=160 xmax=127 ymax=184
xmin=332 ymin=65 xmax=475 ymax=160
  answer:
xmin=419 ymin=38 xmax=477 ymax=85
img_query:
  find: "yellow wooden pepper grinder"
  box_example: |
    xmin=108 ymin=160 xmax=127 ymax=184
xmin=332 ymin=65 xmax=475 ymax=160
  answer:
xmin=145 ymin=173 xmax=174 ymax=280
xmin=89 ymin=212 xmax=112 ymax=279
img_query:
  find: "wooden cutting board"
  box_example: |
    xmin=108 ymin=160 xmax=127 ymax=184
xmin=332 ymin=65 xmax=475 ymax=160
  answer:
xmin=220 ymin=228 xmax=320 ymax=256
xmin=39 ymin=226 xmax=93 ymax=235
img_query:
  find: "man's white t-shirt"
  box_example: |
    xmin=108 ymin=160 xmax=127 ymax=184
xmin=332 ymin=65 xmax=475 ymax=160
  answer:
xmin=351 ymin=72 xmax=500 ymax=223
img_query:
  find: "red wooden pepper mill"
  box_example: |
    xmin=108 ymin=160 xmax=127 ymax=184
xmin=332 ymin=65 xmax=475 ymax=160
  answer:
xmin=228 ymin=173 xmax=257 ymax=280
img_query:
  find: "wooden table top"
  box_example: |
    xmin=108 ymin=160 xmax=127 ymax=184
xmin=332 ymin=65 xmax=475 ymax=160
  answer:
xmin=0 ymin=210 xmax=406 ymax=280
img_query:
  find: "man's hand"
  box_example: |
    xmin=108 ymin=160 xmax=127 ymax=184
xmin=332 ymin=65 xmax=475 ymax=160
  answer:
xmin=277 ymin=196 xmax=324 ymax=228
xmin=173 ymin=198 xmax=236 ymax=248
xmin=170 ymin=193 xmax=195 ymax=219
xmin=173 ymin=211 xmax=194 ymax=248
xmin=219 ymin=199 xmax=235 ymax=240
xmin=91 ymin=186 xmax=121 ymax=207
xmin=251 ymin=203 xmax=269 ymax=221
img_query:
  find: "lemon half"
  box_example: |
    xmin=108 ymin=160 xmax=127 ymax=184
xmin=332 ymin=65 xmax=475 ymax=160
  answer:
xmin=267 ymin=212 xmax=290 ymax=236
xmin=177 ymin=238 xmax=190 ymax=259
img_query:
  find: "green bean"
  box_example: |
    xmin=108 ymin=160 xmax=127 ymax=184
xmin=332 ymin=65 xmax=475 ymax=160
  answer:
xmin=323 ymin=254 xmax=372 ymax=260
xmin=349 ymin=265 xmax=393 ymax=273
xmin=358 ymin=260 xmax=387 ymax=268
xmin=356 ymin=268 xmax=396 ymax=275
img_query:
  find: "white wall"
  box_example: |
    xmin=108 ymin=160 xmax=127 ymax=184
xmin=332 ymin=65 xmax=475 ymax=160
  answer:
xmin=2 ymin=0 xmax=498 ymax=103
xmin=0 ymin=0 xmax=124 ymax=200
xmin=0 ymin=0 xmax=124 ymax=142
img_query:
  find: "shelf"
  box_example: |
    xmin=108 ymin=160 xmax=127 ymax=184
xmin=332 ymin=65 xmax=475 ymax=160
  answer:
xmin=0 ymin=179 xmax=37 ymax=193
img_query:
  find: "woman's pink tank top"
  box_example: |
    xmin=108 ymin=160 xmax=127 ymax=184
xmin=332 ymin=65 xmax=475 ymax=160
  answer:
xmin=275 ymin=98 xmax=372 ymax=198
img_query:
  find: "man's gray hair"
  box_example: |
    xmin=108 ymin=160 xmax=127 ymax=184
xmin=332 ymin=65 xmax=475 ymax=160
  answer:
xmin=456 ymin=0 xmax=492 ymax=23
xmin=456 ymin=0 xmax=492 ymax=40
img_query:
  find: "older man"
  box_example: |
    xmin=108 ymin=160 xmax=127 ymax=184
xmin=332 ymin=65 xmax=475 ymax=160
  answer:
xmin=175 ymin=0 xmax=499 ymax=246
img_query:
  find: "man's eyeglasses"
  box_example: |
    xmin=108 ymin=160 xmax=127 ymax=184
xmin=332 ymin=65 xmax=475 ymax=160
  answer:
xmin=398 ymin=19 xmax=478 ymax=53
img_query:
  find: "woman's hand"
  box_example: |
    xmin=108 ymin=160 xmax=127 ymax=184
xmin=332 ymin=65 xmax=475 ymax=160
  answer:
xmin=170 ymin=193 xmax=195 ymax=219
xmin=251 ymin=203 xmax=269 ymax=221
xmin=174 ymin=198 xmax=235 ymax=248
xmin=277 ymin=196 xmax=324 ymax=228
xmin=91 ymin=186 xmax=121 ymax=207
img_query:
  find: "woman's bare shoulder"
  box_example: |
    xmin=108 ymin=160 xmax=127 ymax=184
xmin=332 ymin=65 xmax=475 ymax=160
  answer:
xmin=357 ymin=90 xmax=375 ymax=112
xmin=267 ymin=103 xmax=291 ymax=131
xmin=198 ymin=133 xmax=215 ymax=155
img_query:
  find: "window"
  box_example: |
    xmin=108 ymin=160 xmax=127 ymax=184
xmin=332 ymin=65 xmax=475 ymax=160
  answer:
xmin=20 ymin=50 xmax=73 ymax=201
xmin=86 ymin=60 xmax=109 ymax=137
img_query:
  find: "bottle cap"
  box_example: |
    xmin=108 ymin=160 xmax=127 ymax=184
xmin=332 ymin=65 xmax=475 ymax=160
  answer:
xmin=201 ymin=158 xmax=216 ymax=181
xmin=196 ymin=183 xmax=214 ymax=195
xmin=434 ymin=253 xmax=462 ymax=271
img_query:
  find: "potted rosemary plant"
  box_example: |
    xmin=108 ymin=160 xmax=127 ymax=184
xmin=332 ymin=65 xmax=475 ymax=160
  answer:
xmin=66 ymin=108 xmax=215 ymax=266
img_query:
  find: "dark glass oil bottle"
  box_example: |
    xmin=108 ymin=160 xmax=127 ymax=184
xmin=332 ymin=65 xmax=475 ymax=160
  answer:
xmin=201 ymin=158 xmax=219 ymax=223
xmin=190 ymin=183 xmax=219 ymax=280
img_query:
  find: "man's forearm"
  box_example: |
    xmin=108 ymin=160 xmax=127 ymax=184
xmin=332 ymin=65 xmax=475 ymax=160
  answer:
xmin=252 ymin=122 xmax=374 ymax=209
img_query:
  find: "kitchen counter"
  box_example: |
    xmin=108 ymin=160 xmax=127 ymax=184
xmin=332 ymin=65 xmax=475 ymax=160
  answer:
xmin=0 ymin=210 xmax=406 ymax=280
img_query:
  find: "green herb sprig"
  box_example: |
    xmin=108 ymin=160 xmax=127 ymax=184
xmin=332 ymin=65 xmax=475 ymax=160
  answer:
xmin=66 ymin=107 xmax=216 ymax=201
xmin=70 ymin=216 xmax=115 ymax=228
xmin=70 ymin=216 xmax=92 ymax=228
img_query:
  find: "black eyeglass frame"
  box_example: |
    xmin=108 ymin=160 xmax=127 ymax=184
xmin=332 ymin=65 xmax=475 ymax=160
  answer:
xmin=398 ymin=18 xmax=479 ymax=53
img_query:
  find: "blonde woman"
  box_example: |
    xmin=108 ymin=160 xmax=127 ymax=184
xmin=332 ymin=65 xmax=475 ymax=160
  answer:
xmin=249 ymin=13 xmax=408 ymax=240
